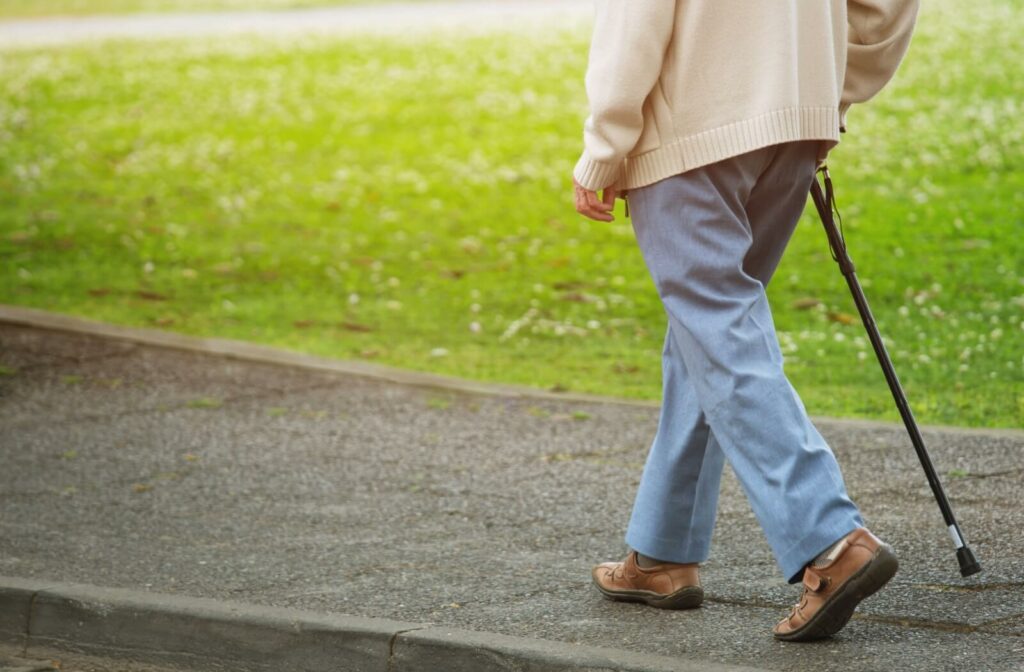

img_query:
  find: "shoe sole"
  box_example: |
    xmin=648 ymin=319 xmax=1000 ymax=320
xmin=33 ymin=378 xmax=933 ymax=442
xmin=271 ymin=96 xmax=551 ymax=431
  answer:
xmin=774 ymin=544 xmax=898 ymax=642
xmin=593 ymin=581 xmax=704 ymax=610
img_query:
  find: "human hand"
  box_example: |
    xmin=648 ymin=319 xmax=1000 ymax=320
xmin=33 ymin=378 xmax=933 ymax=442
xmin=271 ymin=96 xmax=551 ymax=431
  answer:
xmin=573 ymin=178 xmax=619 ymax=222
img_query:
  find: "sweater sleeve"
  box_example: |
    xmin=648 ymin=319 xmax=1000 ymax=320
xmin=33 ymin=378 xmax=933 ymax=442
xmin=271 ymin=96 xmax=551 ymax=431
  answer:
xmin=573 ymin=0 xmax=677 ymax=191
xmin=842 ymin=0 xmax=919 ymax=114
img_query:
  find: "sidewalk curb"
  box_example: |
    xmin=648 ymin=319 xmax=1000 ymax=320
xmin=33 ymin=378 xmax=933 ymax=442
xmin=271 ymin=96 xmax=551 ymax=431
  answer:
xmin=1 ymin=303 xmax=1021 ymax=439
xmin=0 ymin=577 xmax=765 ymax=672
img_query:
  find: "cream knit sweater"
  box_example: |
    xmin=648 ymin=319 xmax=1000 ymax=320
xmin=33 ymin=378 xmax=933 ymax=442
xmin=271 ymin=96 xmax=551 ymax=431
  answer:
xmin=574 ymin=0 xmax=919 ymax=191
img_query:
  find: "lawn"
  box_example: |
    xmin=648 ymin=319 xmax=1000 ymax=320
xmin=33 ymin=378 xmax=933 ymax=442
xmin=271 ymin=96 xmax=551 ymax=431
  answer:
xmin=0 ymin=0 xmax=1021 ymax=428
xmin=0 ymin=0 xmax=378 ymax=19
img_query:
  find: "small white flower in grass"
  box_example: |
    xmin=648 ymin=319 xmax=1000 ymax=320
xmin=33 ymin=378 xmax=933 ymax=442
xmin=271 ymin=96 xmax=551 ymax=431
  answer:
xmin=898 ymin=306 xmax=910 ymax=317
xmin=834 ymin=332 xmax=846 ymax=342
xmin=959 ymin=364 xmax=969 ymax=373
xmin=144 ymin=261 xmax=155 ymax=274
xmin=348 ymin=293 xmax=360 ymax=305
xmin=857 ymin=351 xmax=868 ymax=361
xmin=990 ymin=328 xmax=1003 ymax=340
xmin=533 ymin=284 xmax=545 ymax=294
xmin=500 ymin=308 xmax=538 ymax=342
xmin=470 ymin=303 xmax=481 ymax=313
xmin=893 ymin=247 xmax=905 ymax=258
xmin=386 ymin=300 xmax=402 ymax=311
xmin=469 ymin=322 xmax=482 ymax=334
xmin=460 ymin=237 xmax=483 ymax=255
xmin=17 ymin=268 xmax=30 ymax=279
xmin=611 ymin=275 xmax=626 ymax=287
xmin=388 ymin=277 xmax=400 ymax=288
xmin=430 ymin=348 xmax=449 ymax=358
xmin=587 ymin=320 xmax=601 ymax=330
xmin=917 ymin=354 xmax=932 ymax=364
xmin=222 ymin=300 xmax=235 ymax=311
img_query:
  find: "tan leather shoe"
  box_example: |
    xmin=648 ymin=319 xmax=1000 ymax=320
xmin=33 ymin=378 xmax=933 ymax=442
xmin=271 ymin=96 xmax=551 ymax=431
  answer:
xmin=773 ymin=528 xmax=898 ymax=642
xmin=592 ymin=551 xmax=703 ymax=609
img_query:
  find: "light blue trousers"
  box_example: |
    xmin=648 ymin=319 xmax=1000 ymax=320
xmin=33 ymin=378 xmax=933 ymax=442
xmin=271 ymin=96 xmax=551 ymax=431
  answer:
xmin=624 ymin=141 xmax=863 ymax=583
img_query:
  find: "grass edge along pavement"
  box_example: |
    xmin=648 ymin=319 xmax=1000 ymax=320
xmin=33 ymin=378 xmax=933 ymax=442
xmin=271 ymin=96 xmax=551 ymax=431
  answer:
xmin=2 ymin=303 xmax=1022 ymax=443
xmin=0 ymin=576 xmax=765 ymax=672
xmin=0 ymin=2 xmax=1021 ymax=429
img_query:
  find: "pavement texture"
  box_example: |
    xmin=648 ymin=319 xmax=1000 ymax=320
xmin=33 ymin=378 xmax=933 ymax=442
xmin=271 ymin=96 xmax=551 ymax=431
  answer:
xmin=1 ymin=318 xmax=1023 ymax=672
xmin=0 ymin=0 xmax=591 ymax=50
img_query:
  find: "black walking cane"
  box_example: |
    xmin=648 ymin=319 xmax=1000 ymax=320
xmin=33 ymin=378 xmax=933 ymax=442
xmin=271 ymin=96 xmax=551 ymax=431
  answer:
xmin=809 ymin=166 xmax=982 ymax=578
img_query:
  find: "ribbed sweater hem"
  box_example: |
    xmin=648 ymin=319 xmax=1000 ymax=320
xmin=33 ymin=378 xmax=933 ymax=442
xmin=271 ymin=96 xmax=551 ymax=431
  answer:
xmin=575 ymin=107 xmax=841 ymax=192
xmin=624 ymin=106 xmax=840 ymax=190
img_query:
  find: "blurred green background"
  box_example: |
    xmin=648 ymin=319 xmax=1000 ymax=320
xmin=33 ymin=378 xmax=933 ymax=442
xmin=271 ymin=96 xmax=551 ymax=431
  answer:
xmin=0 ymin=0 xmax=1021 ymax=428
xmin=0 ymin=0 xmax=376 ymax=17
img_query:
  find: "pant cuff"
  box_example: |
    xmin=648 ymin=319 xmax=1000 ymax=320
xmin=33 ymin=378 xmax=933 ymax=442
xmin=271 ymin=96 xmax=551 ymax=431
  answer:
xmin=624 ymin=527 xmax=711 ymax=565
xmin=777 ymin=518 xmax=863 ymax=583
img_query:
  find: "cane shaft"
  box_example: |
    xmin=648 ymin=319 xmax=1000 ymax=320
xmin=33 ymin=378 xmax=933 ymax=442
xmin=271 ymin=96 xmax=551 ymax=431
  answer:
xmin=809 ymin=172 xmax=980 ymax=577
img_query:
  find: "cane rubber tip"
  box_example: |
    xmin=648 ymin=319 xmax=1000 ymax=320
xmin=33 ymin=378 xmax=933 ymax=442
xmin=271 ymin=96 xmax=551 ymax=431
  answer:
xmin=957 ymin=546 xmax=982 ymax=577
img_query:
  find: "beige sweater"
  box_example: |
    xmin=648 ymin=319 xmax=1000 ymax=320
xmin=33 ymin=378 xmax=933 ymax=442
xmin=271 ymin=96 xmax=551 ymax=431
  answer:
xmin=574 ymin=0 xmax=919 ymax=191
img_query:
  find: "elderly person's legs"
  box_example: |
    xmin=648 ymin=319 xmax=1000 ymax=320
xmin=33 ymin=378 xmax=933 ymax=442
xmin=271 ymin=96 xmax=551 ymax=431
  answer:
xmin=592 ymin=141 xmax=896 ymax=641
xmin=626 ymin=140 xmax=861 ymax=579
xmin=624 ymin=142 xmax=826 ymax=568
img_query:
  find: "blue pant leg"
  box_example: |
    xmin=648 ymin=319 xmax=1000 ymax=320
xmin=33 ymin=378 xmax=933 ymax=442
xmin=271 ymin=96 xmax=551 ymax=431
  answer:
xmin=627 ymin=143 xmax=862 ymax=583
xmin=625 ymin=322 xmax=726 ymax=565
xmin=625 ymin=143 xmax=835 ymax=567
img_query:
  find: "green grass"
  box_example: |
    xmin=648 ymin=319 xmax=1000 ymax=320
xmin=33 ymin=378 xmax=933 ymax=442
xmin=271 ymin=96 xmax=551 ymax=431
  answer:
xmin=0 ymin=0 xmax=381 ymax=19
xmin=1 ymin=0 xmax=1021 ymax=428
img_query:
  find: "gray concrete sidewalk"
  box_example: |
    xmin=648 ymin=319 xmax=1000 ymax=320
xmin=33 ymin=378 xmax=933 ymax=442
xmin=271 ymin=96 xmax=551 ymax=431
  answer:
xmin=1 ymin=318 xmax=1022 ymax=671
xmin=0 ymin=0 xmax=591 ymax=50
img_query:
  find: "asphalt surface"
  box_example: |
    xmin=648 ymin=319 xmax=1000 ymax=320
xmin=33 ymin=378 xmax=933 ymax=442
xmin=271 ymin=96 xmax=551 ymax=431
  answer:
xmin=1 ymin=322 xmax=1023 ymax=671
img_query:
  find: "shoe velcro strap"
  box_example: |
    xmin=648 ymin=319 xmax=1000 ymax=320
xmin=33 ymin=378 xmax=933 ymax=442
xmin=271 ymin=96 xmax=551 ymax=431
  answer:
xmin=802 ymin=569 xmax=828 ymax=592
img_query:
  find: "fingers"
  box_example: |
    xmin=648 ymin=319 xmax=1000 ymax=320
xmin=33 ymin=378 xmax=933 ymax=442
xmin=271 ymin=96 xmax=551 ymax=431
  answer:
xmin=573 ymin=180 xmax=616 ymax=222
xmin=601 ymin=186 xmax=618 ymax=208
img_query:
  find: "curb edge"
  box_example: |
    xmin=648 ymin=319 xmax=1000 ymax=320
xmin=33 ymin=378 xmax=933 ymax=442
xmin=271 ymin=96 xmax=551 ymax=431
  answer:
xmin=0 ymin=577 xmax=766 ymax=672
